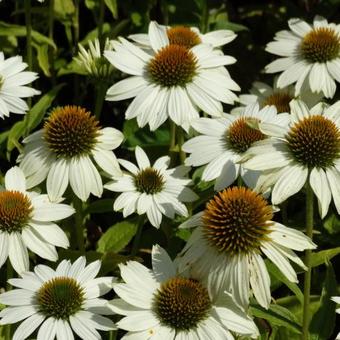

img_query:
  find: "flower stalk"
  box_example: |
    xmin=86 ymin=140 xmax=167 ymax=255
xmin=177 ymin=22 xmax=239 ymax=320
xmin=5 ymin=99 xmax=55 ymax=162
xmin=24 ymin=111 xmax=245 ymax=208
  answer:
xmin=301 ymin=177 xmax=314 ymax=340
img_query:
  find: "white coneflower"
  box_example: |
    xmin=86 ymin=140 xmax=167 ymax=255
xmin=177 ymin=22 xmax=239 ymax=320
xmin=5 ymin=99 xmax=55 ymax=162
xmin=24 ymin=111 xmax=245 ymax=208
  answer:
xmin=19 ymin=105 xmax=124 ymax=202
xmin=105 ymin=146 xmax=197 ymax=228
xmin=0 ymin=166 xmax=74 ymax=274
xmin=129 ymin=24 xmax=236 ymax=49
xmin=104 ymin=21 xmax=239 ymax=130
xmin=183 ymin=103 xmax=289 ymax=190
xmin=75 ymin=38 xmax=115 ymax=81
xmin=110 ymin=245 xmax=259 ymax=339
xmin=265 ymin=16 xmax=340 ymax=98
xmin=242 ymin=99 xmax=340 ymax=218
xmin=0 ymin=257 xmax=115 ymax=340
xmin=0 ymin=52 xmax=40 ymax=119
xmin=178 ymin=187 xmax=316 ymax=309
xmin=232 ymin=78 xmax=321 ymax=115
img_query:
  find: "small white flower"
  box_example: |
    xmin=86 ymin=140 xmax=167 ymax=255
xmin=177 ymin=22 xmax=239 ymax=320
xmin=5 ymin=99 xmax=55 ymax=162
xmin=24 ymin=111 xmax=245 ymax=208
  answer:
xmin=183 ymin=103 xmax=290 ymax=190
xmin=0 ymin=166 xmax=74 ymax=274
xmin=242 ymin=99 xmax=340 ymax=218
xmin=104 ymin=21 xmax=240 ymax=130
xmin=232 ymin=78 xmax=322 ymax=115
xmin=265 ymin=16 xmax=340 ymax=98
xmin=129 ymin=24 xmax=237 ymax=49
xmin=110 ymin=245 xmax=259 ymax=339
xmin=0 ymin=52 xmax=40 ymax=119
xmin=178 ymin=187 xmax=316 ymax=309
xmin=18 ymin=105 xmax=124 ymax=202
xmin=105 ymin=146 xmax=198 ymax=228
xmin=0 ymin=257 xmax=115 ymax=340
xmin=75 ymin=38 xmax=115 ymax=80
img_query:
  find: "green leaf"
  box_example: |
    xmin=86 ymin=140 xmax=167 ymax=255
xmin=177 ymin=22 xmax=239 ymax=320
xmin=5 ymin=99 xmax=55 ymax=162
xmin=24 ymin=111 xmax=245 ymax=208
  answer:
xmin=35 ymin=44 xmax=50 ymax=77
xmin=250 ymin=303 xmax=302 ymax=334
xmin=267 ymin=261 xmax=304 ymax=304
xmin=310 ymin=247 xmax=340 ymax=268
xmin=85 ymin=199 xmax=115 ymax=214
xmin=104 ymin=0 xmax=118 ymax=18
xmin=323 ymin=213 xmax=340 ymax=234
xmin=97 ymin=220 xmax=138 ymax=253
xmin=7 ymin=121 xmax=25 ymax=153
xmin=0 ymin=21 xmax=56 ymax=49
xmin=26 ymin=84 xmax=65 ymax=131
xmin=309 ymin=262 xmax=337 ymax=340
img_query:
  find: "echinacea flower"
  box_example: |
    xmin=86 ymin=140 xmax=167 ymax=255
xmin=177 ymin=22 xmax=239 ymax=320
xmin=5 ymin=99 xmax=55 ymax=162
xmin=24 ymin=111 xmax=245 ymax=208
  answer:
xmin=178 ymin=187 xmax=316 ymax=309
xmin=0 ymin=52 xmax=40 ymax=119
xmin=129 ymin=24 xmax=236 ymax=49
xmin=0 ymin=257 xmax=115 ymax=340
xmin=183 ymin=103 xmax=289 ymax=190
xmin=232 ymin=78 xmax=321 ymax=115
xmin=110 ymin=245 xmax=259 ymax=339
xmin=242 ymin=99 xmax=340 ymax=218
xmin=19 ymin=105 xmax=124 ymax=202
xmin=0 ymin=166 xmax=74 ymax=274
xmin=104 ymin=21 xmax=239 ymax=130
xmin=105 ymin=146 xmax=198 ymax=228
xmin=75 ymin=38 xmax=115 ymax=81
xmin=265 ymin=16 xmax=340 ymax=98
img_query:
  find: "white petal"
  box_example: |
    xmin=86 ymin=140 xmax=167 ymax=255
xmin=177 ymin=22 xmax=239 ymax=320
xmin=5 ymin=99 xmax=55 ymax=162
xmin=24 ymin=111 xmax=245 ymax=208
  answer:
xmin=148 ymin=21 xmax=169 ymax=51
xmin=249 ymin=253 xmax=271 ymax=308
xmin=69 ymin=157 xmax=92 ymax=201
xmin=5 ymin=166 xmax=26 ymax=192
xmin=0 ymin=232 xmax=9 ymax=268
xmin=32 ymin=200 xmax=75 ymax=222
xmin=106 ymin=76 xmax=148 ymax=101
xmin=69 ymin=314 xmax=100 ymax=340
xmin=116 ymin=310 xmax=159 ymax=331
xmin=272 ymin=164 xmax=308 ymax=204
xmin=326 ymin=167 xmax=340 ymax=215
xmin=84 ymin=277 xmax=114 ymax=299
xmin=77 ymin=260 xmax=101 ymax=284
xmin=46 ymin=159 xmax=69 ymax=202
xmin=0 ymin=306 xmax=37 ymax=325
xmin=12 ymin=313 xmax=45 ymax=340
xmin=151 ymin=245 xmax=176 ymax=282
xmin=8 ymin=233 xmax=29 ymax=274
xmin=37 ymin=317 xmax=57 ymax=340
xmin=93 ymin=148 xmax=122 ymax=177
xmin=56 ymin=319 xmax=74 ymax=340
xmin=310 ymin=167 xmax=332 ymax=218
xmin=288 ymin=18 xmax=312 ymax=37
xmin=135 ymin=146 xmax=150 ymax=169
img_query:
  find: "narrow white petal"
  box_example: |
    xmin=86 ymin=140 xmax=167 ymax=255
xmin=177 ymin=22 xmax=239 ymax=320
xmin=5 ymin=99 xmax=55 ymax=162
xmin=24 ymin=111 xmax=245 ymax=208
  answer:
xmin=69 ymin=314 xmax=101 ymax=340
xmin=135 ymin=146 xmax=150 ymax=169
xmin=46 ymin=159 xmax=69 ymax=202
xmin=0 ymin=232 xmax=9 ymax=268
xmin=148 ymin=21 xmax=169 ymax=51
xmin=12 ymin=313 xmax=45 ymax=340
xmin=8 ymin=233 xmax=29 ymax=274
xmin=151 ymin=245 xmax=176 ymax=282
xmin=56 ymin=319 xmax=74 ymax=340
xmin=5 ymin=166 xmax=26 ymax=192
xmin=37 ymin=317 xmax=57 ymax=340
xmin=0 ymin=306 xmax=37 ymax=325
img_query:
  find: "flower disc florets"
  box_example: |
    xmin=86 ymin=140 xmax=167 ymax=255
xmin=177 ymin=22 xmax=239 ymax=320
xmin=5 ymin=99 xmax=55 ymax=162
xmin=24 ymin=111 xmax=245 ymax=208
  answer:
xmin=262 ymin=91 xmax=293 ymax=113
xmin=153 ymin=277 xmax=211 ymax=331
xmin=166 ymin=26 xmax=201 ymax=49
xmin=134 ymin=167 xmax=165 ymax=194
xmin=203 ymin=187 xmax=273 ymax=255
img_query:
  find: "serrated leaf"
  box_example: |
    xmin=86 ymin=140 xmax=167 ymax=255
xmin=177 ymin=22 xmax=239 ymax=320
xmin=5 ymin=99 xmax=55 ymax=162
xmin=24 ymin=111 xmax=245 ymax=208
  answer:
xmin=309 ymin=262 xmax=336 ymax=340
xmin=310 ymin=247 xmax=340 ymax=268
xmin=97 ymin=220 xmax=138 ymax=253
xmin=250 ymin=303 xmax=302 ymax=334
xmin=267 ymin=261 xmax=304 ymax=304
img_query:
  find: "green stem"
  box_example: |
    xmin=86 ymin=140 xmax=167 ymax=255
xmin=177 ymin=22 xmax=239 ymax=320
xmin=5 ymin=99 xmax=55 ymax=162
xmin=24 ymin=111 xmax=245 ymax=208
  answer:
xmin=109 ymin=330 xmax=117 ymax=340
xmin=73 ymin=0 xmax=80 ymax=102
xmin=200 ymin=0 xmax=209 ymax=34
xmin=131 ymin=216 xmax=145 ymax=256
xmin=74 ymin=197 xmax=85 ymax=253
xmin=169 ymin=121 xmax=177 ymax=166
xmin=24 ymin=0 xmax=32 ymax=135
xmin=177 ymin=126 xmax=186 ymax=164
xmin=94 ymin=83 xmax=107 ymax=119
xmin=301 ymin=177 xmax=314 ymax=340
xmin=48 ymin=0 xmax=56 ymax=86
xmin=237 ymin=176 xmax=243 ymax=186
xmin=98 ymin=0 xmax=105 ymax=45
xmin=5 ymin=262 xmax=13 ymax=340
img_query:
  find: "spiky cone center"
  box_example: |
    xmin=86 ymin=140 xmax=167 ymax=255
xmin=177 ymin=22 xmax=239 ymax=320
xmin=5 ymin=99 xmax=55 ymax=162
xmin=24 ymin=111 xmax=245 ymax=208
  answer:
xmin=43 ymin=106 xmax=100 ymax=159
xmin=301 ymin=27 xmax=340 ymax=63
xmin=286 ymin=115 xmax=340 ymax=168
xmin=226 ymin=117 xmax=266 ymax=154
xmin=153 ymin=277 xmax=211 ymax=331
xmin=202 ymin=187 xmax=273 ymax=256
xmin=37 ymin=277 xmax=85 ymax=320
xmin=0 ymin=190 xmax=32 ymax=233
xmin=166 ymin=26 xmax=201 ymax=49
xmin=148 ymin=45 xmax=198 ymax=87
xmin=262 ymin=91 xmax=294 ymax=113
xmin=134 ymin=167 xmax=165 ymax=194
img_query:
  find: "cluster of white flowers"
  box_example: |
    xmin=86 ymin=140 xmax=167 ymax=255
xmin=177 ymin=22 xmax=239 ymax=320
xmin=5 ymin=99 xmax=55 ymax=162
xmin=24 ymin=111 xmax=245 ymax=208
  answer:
xmin=0 ymin=13 xmax=340 ymax=340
